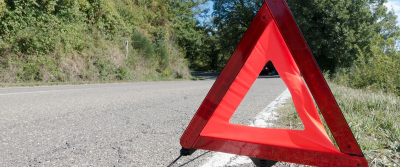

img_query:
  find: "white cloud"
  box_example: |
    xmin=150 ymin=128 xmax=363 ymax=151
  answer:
xmin=385 ymin=0 xmax=400 ymax=25
xmin=385 ymin=1 xmax=400 ymax=16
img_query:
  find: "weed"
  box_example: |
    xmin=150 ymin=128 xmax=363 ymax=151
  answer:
xmin=0 ymin=0 xmax=191 ymax=84
xmin=275 ymin=82 xmax=400 ymax=166
xmin=116 ymin=66 xmax=130 ymax=80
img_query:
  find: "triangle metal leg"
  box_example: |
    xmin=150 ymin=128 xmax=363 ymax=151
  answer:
xmin=250 ymin=157 xmax=278 ymax=167
xmin=180 ymin=147 xmax=197 ymax=156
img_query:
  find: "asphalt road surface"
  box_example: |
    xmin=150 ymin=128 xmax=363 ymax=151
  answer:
xmin=0 ymin=73 xmax=287 ymax=166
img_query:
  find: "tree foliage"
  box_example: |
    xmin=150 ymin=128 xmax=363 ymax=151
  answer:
xmin=167 ymin=0 xmax=208 ymax=69
xmin=187 ymin=0 xmax=264 ymax=71
xmin=200 ymin=0 xmax=400 ymax=95
xmin=212 ymin=0 xmax=262 ymax=60
xmin=203 ymin=0 xmax=399 ymax=72
xmin=286 ymin=0 xmax=399 ymax=72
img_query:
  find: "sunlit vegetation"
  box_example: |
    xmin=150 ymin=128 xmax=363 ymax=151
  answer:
xmin=276 ymin=82 xmax=400 ymax=166
xmin=0 ymin=0 xmax=207 ymax=83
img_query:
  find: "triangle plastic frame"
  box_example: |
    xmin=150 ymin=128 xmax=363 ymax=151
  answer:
xmin=180 ymin=0 xmax=368 ymax=166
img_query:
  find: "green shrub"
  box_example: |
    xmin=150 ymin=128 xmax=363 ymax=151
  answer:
xmin=332 ymin=36 xmax=400 ymax=96
xmin=156 ymin=42 xmax=169 ymax=68
xmin=131 ymin=31 xmax=155 ymax=58
xmin=0 ymin=0 xmax=191 ymax=83
xmin=0 ymin=0 xmax=5 ymax=17
xmin=116 ymin=66 xmax=129 ymax=80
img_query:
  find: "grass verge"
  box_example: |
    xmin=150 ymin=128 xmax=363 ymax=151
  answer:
xmin=275 ymin=82 xmax=400 ymax=166
xmin=0 ymin=77 xmax=190 ymax=88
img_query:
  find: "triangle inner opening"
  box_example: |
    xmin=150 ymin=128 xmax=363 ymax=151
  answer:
xmin=229 ymin=61 xmax=305 ymax=130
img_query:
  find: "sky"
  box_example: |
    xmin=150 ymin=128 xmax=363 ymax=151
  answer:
xmin=196 ymin=1 xmax=214 ymax=25
xmin=386 ymin=0 xmax=400 ymax=25
xmin=199 ymin=0 xmax=400 ymax=25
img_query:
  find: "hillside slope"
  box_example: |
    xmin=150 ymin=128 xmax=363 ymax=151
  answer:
xmin=0 ymin=0 xmax=197 ymax=83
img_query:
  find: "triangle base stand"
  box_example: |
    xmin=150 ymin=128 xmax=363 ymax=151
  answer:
xmin=250 ymin=157 xmax=278 ymax=167
xmin=180 ymin=147 xmax=277 ymax=167
xmin=180 ymin=147 xmax=197 ymax=156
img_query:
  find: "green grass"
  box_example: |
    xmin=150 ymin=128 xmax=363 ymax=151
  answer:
xmin=190 ymin=76 xmax=206 ymax=80
xmin=275 ymin=82 xmax=400 ymax=166
xmin=0 ymin=76 xmax=191 ymax=88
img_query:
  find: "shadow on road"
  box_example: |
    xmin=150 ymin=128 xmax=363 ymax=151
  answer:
xmin=190 ymin=71 xmax=220 ymax=80
xmin=167 ymin=151 xmax=211 ymax=167
xmin=257 ymin=75 xmax=281 ymax=79
xmin=178 ymin=151 xmax=211 ymax=167
xmin=191 ymin=71 xmax=281 ymax=81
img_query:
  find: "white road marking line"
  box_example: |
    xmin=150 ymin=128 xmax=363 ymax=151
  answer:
xmin=0 ymin=88 xmax=101 ymax=96
xmin=0 ymin=83 xmax=146 ymax=96
xmin=201 ymin=89 xmax=292 ymax=167
xmin=0 ymin=82 xmax=186 ymax=96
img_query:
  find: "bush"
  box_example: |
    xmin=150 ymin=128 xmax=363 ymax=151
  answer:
xmin=116 ymin=66 xmax=129 ymax=80
xmin=156 ymin=42 xmax=169 ymax=68
xmin=132 ymin=31 xmax=155 ymax=58
xmin=332 ymin=36 xmax=400 ymax=96
xmin=0 ymin=0 xmax=191 ymax=83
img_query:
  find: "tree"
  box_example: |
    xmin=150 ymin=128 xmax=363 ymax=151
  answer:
xmin=211 ymin=0 xmax=263 ymax=65
xmin=166 ymin=0 xmax=209 ymax=69
xmin=286 ymin=0 xmax=399 ymax=72
xmin=209 ymin=0 xmax=399 ymax=72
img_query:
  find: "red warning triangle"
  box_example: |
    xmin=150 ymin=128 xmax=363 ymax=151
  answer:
xmin=180 ymin=1 xmax=368 ymax=166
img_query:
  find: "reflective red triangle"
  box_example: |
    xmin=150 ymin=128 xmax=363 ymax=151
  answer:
xmin=180 ymin=1 xmax=368 ymax=166
xmin=201 ymin=18 xmax=336 ymax=153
